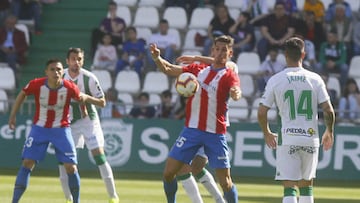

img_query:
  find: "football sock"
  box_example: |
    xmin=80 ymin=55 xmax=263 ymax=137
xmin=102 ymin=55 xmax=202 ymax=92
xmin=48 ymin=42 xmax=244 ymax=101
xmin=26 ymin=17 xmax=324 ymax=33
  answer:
xmin=163 ymin=178 xmax=178 ymax=203
xmin=12 ymin=166 xmax=31 ymax=203
xmin=283 ymin=187 xmax=298 ymax=203
xmin=58 ymin=164 xmax=73 ymax=201
xmin=299 ymin=186 xmax=314 ymax=203
xmin=223 ymin=184 xmax=238 ymax=203
xmin=195 ymin=168 xmax=225 ymax=203
xmin=68 ymin=171 xmax=80 ymax=203
xmin=98 ymin=161 xmax=118 ymax=199
xmin=178 ymin=173 xmax=203 ymax=203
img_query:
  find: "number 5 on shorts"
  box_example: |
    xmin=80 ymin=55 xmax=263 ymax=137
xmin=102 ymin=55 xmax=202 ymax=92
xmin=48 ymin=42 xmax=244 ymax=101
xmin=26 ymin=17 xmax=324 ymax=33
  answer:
xmin=176 ymin=136 xmax=186 ymax=147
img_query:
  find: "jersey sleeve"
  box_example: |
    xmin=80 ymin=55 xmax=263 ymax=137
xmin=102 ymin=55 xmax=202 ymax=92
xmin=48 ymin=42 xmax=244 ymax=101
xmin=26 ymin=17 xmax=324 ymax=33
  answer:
xmin=316 ymin=75 xmax=330 ymax=104
xmin=22 ymin=78 xmax=40 ymax=95
xmin=89 ymin=75 xmax=105 ymax=99
xmin=68 ymin=80 xmax=81 ymax=101
xmin=260 ymin=76 xmax=276 ymax=108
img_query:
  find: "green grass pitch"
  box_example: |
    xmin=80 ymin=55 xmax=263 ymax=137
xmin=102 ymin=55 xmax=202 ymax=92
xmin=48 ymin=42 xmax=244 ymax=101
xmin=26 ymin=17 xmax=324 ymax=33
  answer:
xmin=0 ymin=169 xmax=359 ymax=203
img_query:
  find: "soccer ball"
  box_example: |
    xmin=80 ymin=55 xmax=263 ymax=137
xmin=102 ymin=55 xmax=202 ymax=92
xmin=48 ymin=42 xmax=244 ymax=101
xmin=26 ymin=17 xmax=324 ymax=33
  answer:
xmin=175 ymin=72 xmax=199 ymax=97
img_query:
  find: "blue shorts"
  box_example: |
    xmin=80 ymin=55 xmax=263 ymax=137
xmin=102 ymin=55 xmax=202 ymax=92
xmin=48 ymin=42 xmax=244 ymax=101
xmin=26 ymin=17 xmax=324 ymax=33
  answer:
xmin=169 ymin=127 xmax=230 ymax=169
xmin=22 ymin=125 xmax=77 ymax=164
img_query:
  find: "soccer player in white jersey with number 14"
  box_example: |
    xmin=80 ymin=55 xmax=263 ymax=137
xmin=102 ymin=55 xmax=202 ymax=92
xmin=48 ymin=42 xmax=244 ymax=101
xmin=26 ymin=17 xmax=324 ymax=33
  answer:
xmin=60 ymin=48 xmax=119 ymax=203
xmin=257 ymin=37 xmax=335 ymax=203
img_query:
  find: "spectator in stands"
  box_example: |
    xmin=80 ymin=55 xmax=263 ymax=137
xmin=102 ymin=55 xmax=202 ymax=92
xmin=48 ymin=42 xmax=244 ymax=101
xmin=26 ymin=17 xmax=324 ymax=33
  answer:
xmin=229 ymin=11 xmax=255 ymax=58
xmin=156 ymin=89 xmax=174 ymax=119
xmin=129 ymin=92 xmax=156 ymax=119
xmin=92 ymin=33 xmax=118 ymax=73
xmin=257 ymin=2 xmax=296 ymax=61
xmin=338 ymin=78 xmax=360 ymax=121
xmin=303 ymin=0 xmax=325 ymax=22
xmin=276 ymin=0 xmax=298 ymax=16
xmin=147 ymin=19 xmax=179 ymax=69
xmin=352 ymin=12 xmax=360 ymax=56
xmin=202 ymin=4 xmax=235 ymax=56
xmin=301 ymin=10 xmax=326 ymax=51
xmin=0 ymin=0 xmax=11 ymax=26
xmin=325 ymin=0 xmax=352 ymax=22
xmin=241 ymin=0 xmax=269 ymax=26
xmin=255 ymin=48 xmax=285 ymax=94
xmin=326 ymin=3 xmax=353 ymax=55
xmin=100 ymin=87 xmax=125 ymax=119
xmin=173 ymin=95 xmax=188 ymax=120
xmin=90 ymin=1 xmax=126 ymax=57
xmin=116 ymin=26 xmax=145 ymax=80
xmin=316 ymin=29 xmax=348 ymax=87
xmin=0 ymin=15 xmax=28 ymax=72
xmin=11 ymin=0 xmax=42 ymax=35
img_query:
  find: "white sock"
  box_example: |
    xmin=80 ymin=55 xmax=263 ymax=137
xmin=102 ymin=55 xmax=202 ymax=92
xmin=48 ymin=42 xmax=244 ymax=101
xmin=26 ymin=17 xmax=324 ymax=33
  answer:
xmin=180 ymin=175 xmax=203 ymax=203
xmin=58 ymin=165 xmax=73 ymax=201
xmin=299 ymin=196 xmax=314 ymax=203
xmin=197 ymin=170 xmax=225 ymax=203
xmin=99 ymin=162 xmax=118 ymax=199
xmin=283 ymin=196 xmax=298 ymax=203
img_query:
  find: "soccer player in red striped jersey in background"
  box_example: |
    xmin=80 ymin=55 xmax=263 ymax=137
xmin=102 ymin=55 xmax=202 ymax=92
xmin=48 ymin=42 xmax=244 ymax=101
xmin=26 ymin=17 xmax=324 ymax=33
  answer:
xmin=8 ymin=59 xmax=101 ymax=203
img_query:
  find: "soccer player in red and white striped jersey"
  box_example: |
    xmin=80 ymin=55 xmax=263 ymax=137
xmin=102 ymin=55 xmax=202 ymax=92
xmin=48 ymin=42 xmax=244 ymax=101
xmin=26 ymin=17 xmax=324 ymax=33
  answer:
xmin=150 ymin=35 xmax=241 ymax=203
xmin=8 ymin=59 xmax=100 ymax=203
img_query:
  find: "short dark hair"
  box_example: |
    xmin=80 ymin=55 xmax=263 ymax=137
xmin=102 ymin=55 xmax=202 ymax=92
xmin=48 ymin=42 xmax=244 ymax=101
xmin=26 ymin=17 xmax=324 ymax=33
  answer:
xmin=46 ymin=58 xmax=62 ymax=68
xmin=284 ymin=37 xmax=304 ymax=62
xmin=214 ymin=35 xmax=234 ymax=48
xmin=67 ymin=47 xmax=84 ymax=58
xmin=160 ymin=19 xmax=168 ymax=24
xmin=161 ymin=90 xmax=172 ymax=98
xmin=241 ymin=11 xmax=251 ymax=20
xmin=126 ymin=26 xmax=137 ymax=33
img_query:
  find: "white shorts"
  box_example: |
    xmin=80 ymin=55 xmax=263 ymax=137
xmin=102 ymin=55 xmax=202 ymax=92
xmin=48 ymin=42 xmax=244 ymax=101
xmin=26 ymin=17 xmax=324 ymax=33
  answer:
xmin=71 ymin=116 xmax=104 ymax=150
xmin=275 ymin=145 xmax=318 ymax=181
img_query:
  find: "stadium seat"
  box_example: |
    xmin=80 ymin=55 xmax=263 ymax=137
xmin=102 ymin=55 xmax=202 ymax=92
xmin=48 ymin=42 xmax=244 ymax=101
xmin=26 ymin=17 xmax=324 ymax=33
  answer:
xmin=117 ymin=92 xmax=134 ymax=114
xmin=228 ymin=97 xmax=249 ymax=121
xmin=225 ymin=0 xmax=242 ymax=9
xmin=250 ymin=97 xmax=277 ymax=122
xmin=347 ymin=0 xmax=360 ymax=11
xmin=114 ymin=70 xmax=141 ymax=94
xmin=133 ymin=6 xmax=159 ymax=29
xmin=15 ymin=24 xmax=30 ymax=45
xmin=138 ymin=0 xmax=164 ymax=8
xmin=236 ymin=52 xmax=261 ymax=75
xmin=0 ymin=66 xmax=16 ymax=90
xmin=228 ymin=8 xmax=240 ymax=20
xmin=349 ymin=56 xmax=360 ymax=78
xmin=148 ymin=93 xmax=161 ymax=106
xmin=327 ymin=76 xmax=341 ymax=99
xmin=136 ymin=27 xmax=152 ymax=42
xmin=114 ymin=0 xmax=137 ymax=7
xmin=239 ymin=74 xmax=255 ymax=98
xmin=163 ymin=7 xmax=188 ymax=30
xmin=188 ymin=7 xmax=214 ymax=30
xmin=91 ymin=69 xmax=112 ymax=92
xmin=112 ymin=6 xmax=132 ymax=26
xmin=142 ymin=71 xmax=169 ymax=94
xmin=182 ymin=28 xmax=207 ymax=52
xmin=0 ymin=89 xmax=8 ymax=113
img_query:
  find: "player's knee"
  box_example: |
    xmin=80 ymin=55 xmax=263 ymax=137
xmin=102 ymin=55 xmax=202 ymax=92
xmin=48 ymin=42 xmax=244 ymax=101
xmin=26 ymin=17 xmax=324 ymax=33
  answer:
xmin=64 ymin=163 xmax=78 ymax=174
xmin=163 ymin=170 xmax=176 ymax=182
xmin=93 ymin=154 xmax=107 ymax=165
xmin=22 ymin=159 xmax=35 ymax=169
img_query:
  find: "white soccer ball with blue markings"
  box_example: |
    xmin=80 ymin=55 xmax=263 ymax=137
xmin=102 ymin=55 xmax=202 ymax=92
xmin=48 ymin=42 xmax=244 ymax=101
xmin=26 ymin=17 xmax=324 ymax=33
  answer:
xmin=175 ymin=72 xmax=199 ymax=97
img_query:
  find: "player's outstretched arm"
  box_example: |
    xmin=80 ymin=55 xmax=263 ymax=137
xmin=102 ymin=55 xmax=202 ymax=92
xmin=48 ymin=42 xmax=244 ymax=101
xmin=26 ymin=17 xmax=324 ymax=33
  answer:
xmin=8 ymin=91 xmax=27 ymax=130
xmin=320 ymin=100 xmax=335 ymax=151
xmin=79 ymin=93 xmax=106 ymax=108
xmin=149 ymin=43 xmax=183 ymax=77
xmin=176 ymin=55 xmax=214 ymax=65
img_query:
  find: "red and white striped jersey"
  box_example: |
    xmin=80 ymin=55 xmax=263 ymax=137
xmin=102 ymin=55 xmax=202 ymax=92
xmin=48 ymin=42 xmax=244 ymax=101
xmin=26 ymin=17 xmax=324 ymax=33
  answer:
xmin=183 ymin=63 xmax=240 ymax=134
xmin=23 ymin=77 xmax=81 ymax=128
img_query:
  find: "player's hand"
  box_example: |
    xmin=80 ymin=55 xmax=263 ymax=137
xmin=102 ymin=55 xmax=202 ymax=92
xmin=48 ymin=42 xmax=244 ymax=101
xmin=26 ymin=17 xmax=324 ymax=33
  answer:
xmin=264 ymin=132 xmax=277 ymax=149
xmin=230 ymin=86 xmax=241 ymax=101
xmin=149 ymin=43 xmax=160 ymax=60
xmin=321 ymin=130 xmax=334 ymax=151
xmin=78 ymin=93 xmax=88 ymax=104
xmin=176 ymin=55 xmax=195 ymax=64
xmin=8 ymin=117 xmax=16 ymax=130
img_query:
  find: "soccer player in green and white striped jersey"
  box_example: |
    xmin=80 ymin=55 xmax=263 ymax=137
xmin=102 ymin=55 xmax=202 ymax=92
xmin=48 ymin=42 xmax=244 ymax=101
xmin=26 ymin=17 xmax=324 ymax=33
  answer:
xmin=257 ymin=37 xmax=335 ymax=203
xmin=60 ymin=47 xmax=119 ymax=203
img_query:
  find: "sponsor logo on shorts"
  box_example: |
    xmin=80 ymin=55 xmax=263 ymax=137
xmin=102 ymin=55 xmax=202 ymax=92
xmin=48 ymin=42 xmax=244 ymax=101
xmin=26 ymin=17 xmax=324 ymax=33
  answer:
xmin=288 ymin=145 xmax=316 ymax=155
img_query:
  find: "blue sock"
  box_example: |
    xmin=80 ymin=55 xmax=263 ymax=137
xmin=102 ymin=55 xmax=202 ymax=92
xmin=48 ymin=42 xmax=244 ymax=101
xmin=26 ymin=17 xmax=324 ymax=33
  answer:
xmin=163 ymin=179 xmax=177 ymax=203
xmin=224 ymin=184 xmax=238 ymax=203
xmin=12 ymin=166 xmax=31 ymax=203
xmin=68 ymin=172 xmax=80 ymax=203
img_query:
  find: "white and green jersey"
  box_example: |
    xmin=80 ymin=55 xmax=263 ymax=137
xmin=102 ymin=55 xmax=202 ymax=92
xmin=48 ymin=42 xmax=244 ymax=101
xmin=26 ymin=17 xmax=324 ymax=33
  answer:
xmin=63 ymin=68 xmax=105 ymax=122
xmin=261 ymin=67 xmax=330 ymax=147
